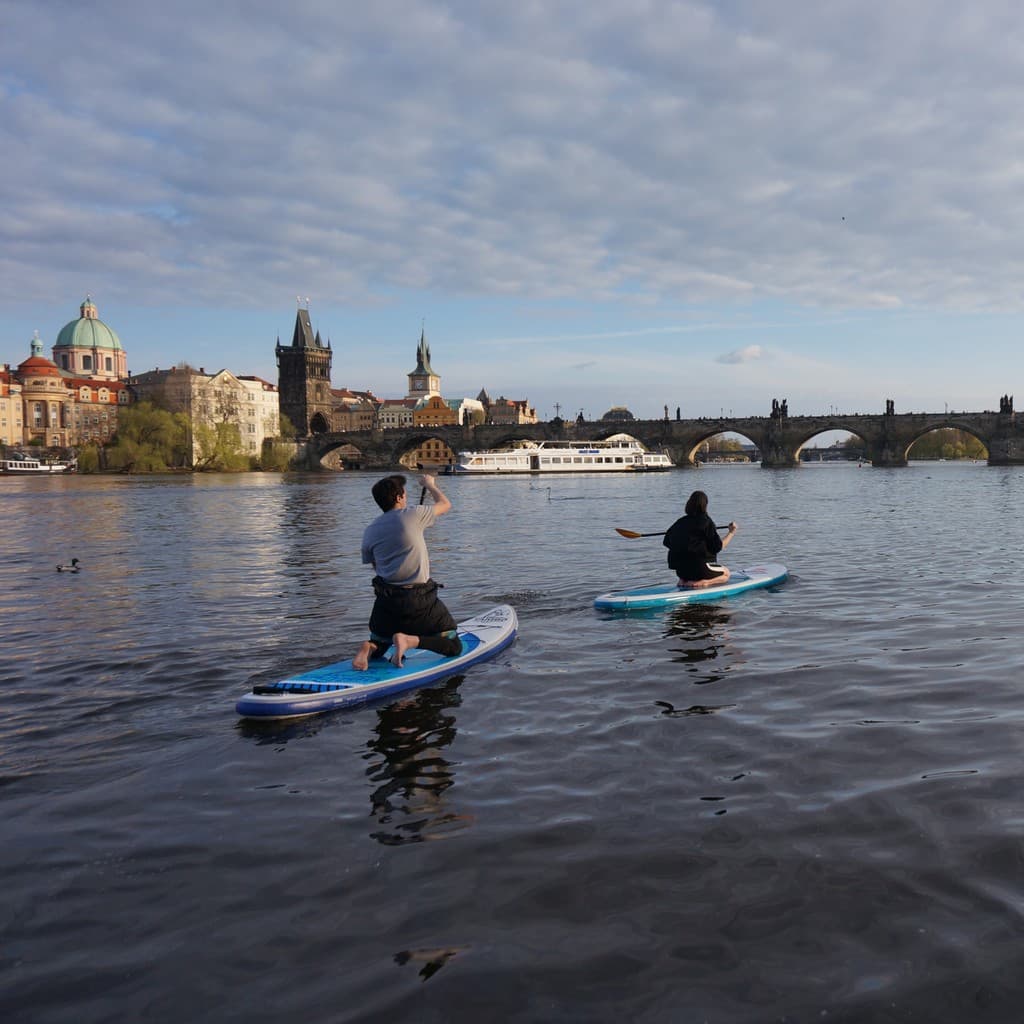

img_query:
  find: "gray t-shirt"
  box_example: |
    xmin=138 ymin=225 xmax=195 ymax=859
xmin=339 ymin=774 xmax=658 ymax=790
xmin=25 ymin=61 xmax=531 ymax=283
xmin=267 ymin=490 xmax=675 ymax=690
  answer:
xmin=361 ymin=506 xmax=436 ymax=585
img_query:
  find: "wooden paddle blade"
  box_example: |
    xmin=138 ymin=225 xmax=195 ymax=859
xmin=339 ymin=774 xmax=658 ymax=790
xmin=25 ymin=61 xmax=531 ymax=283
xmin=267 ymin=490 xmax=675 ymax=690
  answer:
xmin=615 ymin=528 xmax=664 ymax=538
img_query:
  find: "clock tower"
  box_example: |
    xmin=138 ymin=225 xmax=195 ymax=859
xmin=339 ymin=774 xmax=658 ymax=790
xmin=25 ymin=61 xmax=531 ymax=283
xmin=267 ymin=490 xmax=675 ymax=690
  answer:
xmin=407 ymin=327 xmax=440 ymax=399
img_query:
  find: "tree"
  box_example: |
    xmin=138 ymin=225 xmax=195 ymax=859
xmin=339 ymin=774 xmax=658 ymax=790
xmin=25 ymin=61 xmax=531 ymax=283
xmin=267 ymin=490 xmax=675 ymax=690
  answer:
xmin=106 ymin=402 xmax=190 ymax=472
xmin=75 ymin=443 xmax=101 ymax=474
xmin=193 ymin=420 xmax=249 ymax=471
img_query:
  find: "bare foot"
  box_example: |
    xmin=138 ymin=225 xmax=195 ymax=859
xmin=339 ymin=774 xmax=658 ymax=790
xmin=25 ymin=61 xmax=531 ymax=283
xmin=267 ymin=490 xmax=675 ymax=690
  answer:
xmin=352 ymin=641 xmax=374 ymax=671
xmin=390 ymin=633 xmax=419 ymax=668
xmin=694 ymin=573 xmax=730 ymax=588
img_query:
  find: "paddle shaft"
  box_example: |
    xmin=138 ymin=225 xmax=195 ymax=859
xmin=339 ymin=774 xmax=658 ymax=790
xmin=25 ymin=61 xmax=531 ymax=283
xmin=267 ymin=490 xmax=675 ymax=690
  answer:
xmin=616 ymin=525 xmax=733 ymax=538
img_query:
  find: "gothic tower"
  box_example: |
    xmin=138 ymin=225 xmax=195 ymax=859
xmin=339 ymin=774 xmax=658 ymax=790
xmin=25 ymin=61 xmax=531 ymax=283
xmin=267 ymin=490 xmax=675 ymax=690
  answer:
xmin=276 ymin=303 xmax=333 ymax=436
xmin=406 ymin=327 xmax=440 ymax=398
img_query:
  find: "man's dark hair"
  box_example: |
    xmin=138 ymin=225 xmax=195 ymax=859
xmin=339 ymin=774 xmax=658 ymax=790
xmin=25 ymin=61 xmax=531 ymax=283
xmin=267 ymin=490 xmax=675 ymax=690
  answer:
xmin=684 ymin=490 xmax=708 ymax=516
xmin=372 ymin=474 xmax=407 ymax=511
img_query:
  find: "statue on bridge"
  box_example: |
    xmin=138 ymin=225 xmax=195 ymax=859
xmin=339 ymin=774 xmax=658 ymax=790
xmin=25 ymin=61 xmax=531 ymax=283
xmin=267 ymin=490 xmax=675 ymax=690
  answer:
xmin=886 ymin=399 xmax=895 ymax=416
xmin=771 ymin=398 xmax=788 ymax=420
xmin=1000 ymin=394 xmax=1014 ymax=414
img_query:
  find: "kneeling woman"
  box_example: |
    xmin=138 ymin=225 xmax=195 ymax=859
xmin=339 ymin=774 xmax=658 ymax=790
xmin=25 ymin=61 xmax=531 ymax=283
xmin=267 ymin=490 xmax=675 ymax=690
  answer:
xmin=664 ymin=490 xmax=738 ymax=589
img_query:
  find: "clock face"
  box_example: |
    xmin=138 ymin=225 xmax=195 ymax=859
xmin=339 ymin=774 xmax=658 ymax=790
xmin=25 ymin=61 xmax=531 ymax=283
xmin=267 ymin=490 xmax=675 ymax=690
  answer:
xmin=415 ymin=381 xmax=424 ymax=390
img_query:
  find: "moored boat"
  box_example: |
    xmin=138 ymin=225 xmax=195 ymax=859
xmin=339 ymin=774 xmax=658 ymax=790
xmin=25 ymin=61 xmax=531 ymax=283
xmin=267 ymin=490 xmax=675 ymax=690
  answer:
xmin=454 ymin=437 xmax=672 ymax=474
xmin=1 ymin=456 xmax=74 ymax=474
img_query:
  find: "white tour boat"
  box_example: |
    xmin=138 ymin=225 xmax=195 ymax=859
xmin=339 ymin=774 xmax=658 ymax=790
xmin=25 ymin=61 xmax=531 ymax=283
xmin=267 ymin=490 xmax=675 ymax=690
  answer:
xmin=0 ymin=457 xmax=74 ymax=474
xmin=454 ymin=437 xmax=673 ymax=474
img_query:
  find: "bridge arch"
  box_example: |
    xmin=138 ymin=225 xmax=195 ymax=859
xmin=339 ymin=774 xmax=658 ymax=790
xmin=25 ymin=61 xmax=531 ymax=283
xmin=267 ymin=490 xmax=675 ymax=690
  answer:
xmin=390 ymin=431 xmax=460 ymax=468
xmin=687 ymin=428 xmax=761 ymax=466
xmin=793 ymin=425 xmax=868 ymax=463
xmin=904 ymin=421 xmax=990 ymax=461
xmin=310 ymin=438 xmax=365 ymax=469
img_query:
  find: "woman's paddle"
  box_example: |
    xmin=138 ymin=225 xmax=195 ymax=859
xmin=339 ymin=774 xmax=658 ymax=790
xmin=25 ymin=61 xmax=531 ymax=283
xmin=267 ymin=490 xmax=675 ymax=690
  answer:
xmin=616 ymin=525 xmax=733 ymax=538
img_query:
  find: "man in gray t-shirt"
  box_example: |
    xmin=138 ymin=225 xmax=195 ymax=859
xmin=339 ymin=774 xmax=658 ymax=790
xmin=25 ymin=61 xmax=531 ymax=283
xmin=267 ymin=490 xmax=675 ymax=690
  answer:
xmin=352 ymin=473 xmax=461 ymax=670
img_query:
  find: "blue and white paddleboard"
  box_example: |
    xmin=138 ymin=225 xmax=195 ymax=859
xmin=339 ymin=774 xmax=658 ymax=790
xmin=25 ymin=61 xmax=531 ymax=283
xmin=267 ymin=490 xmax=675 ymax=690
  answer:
xmin=236 ymin=605 xmax=517 ymax=719
xmin=594 ymin=564 xmax=788 ymax=610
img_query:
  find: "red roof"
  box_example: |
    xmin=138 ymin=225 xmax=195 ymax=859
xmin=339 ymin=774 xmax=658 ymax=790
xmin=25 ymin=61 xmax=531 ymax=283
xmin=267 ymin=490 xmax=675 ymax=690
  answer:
xmin=18 ymin=355 xmax=62 ymax=377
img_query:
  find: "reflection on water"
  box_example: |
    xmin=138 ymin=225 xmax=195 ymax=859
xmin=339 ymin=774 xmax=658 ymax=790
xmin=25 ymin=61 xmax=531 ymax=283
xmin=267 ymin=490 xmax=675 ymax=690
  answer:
xmin=234 ymin=673 xmax=471 ymax=846
xmin=363 ymin=678 xmax=471 ymax=846
xmin=654 ymin=700 xmax=738 ymax=716
xmin=393 ymin=945 xmax=469 ymax=981
xmin=662 ymin=603 xmax=742 ymax=682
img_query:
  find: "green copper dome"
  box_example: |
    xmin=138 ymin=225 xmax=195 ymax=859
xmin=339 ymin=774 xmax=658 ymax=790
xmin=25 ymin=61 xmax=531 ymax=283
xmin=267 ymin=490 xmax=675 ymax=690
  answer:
xmin=54 ymin=296 xmax=123 ymax=351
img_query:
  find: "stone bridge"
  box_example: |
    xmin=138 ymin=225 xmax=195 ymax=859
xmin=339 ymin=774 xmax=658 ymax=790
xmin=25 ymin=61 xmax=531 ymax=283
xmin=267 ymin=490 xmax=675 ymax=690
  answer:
xmin=302 ymin=406 xmax=1024 ymax=470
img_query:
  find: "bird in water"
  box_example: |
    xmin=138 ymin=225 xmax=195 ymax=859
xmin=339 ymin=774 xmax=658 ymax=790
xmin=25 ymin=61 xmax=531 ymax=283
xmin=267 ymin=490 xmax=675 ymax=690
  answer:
xmin=543 ymin=487 xmax=586 ymax=501
xmin=56 ymin=558 xmax=81 ymax=573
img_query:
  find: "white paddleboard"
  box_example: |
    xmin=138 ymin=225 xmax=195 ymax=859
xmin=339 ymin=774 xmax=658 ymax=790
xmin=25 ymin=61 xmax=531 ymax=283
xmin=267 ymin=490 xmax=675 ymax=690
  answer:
xmin=594 ymin=564 xmax=788 ymax=610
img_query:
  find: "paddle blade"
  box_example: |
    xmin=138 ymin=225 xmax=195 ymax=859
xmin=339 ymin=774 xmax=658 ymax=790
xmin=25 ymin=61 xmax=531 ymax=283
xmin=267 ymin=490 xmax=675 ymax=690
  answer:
xmin=615 ymin=528 xmax=647 ymax=538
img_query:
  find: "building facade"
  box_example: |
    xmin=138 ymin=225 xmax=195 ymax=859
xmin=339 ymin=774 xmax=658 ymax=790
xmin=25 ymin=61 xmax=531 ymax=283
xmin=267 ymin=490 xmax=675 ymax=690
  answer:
xmin=447 ymin=397 xmax=486 ymax=426
xmin=488 ymin=396 xmax=538 ymax=425
xmin=0 ymin=366 xmax=24 ymax=446
xmin=377 ymin=399 xmax=417 ymax=429
xmin=331 ymin=388 xmax=379 ymax=432
xmin=129 ymin=366 xmax=279 ymax=462
xmin=1 ymin=296 xmax=132 ymax=452
xmin=16 ymin=335 xmax=75 ymax=447
xmin=69 ymin=376 xmax=130 ymax=445
xmin=412 ymin=394 xmax=458 ymax=428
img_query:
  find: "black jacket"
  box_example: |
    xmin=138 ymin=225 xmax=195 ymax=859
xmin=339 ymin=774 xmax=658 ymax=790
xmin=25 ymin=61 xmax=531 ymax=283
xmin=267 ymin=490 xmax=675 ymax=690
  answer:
xmin=663 ymin=512 xmax=722 ymax=576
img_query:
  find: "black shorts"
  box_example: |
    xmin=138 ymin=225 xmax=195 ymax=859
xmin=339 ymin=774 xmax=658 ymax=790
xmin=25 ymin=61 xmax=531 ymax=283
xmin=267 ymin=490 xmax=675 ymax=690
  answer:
xmin=368 ymin=577 xmax=457 ymax=638
xmin=684 ymin=562 xmax=727 ymax=581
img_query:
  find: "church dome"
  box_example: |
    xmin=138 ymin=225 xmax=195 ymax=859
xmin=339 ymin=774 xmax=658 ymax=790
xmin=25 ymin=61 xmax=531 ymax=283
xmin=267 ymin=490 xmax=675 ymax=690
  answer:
xmin=54 ymin=296 xmax=123 ymax=351
xmin=19 ymin=354 xmax=63 ymax=377
xmin=601 ymin=405 xmax=635 ymax=422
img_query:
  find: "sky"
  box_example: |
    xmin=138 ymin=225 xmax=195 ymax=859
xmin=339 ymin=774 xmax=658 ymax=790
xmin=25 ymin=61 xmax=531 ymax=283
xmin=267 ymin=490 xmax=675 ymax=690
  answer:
xmin=3 ymin=0 xmax=1024 ymax=423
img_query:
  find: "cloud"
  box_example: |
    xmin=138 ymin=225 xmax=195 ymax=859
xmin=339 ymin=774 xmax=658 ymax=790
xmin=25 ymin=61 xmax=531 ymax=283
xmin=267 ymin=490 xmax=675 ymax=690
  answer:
xmin=717 ymin=345 xmax=764 ymax=365
xmin=1 ymin=0 xmax=1024 ymax=314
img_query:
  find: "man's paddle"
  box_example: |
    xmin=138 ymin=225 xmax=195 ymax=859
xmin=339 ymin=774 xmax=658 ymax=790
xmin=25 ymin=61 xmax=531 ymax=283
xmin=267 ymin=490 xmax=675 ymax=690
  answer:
xmin=616 ymin=525 xmax=733 ymax=539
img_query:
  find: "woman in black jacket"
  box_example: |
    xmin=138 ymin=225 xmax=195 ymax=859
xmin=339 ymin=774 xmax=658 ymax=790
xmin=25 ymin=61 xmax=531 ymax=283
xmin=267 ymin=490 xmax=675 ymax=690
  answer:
xmin=663 ymin=490 xmax=737 ymax=588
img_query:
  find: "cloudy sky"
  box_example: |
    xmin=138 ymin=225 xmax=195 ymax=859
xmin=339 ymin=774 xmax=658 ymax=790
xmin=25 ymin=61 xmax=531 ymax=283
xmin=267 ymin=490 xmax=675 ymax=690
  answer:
xmin=3 ymin=0 xmax=1024 ymax=420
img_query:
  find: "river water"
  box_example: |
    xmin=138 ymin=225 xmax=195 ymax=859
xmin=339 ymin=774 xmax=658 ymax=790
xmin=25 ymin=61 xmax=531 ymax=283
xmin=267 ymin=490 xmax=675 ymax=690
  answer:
xmin=4 ymin=463 xmax=1024 ymax=1023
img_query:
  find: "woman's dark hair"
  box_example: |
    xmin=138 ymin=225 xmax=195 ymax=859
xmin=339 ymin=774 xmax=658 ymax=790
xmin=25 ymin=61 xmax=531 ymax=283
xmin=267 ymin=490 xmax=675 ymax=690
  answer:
xmin=684 ymin=490 xmax=708 ymax=516
xmin=371 ymin=474 xmax=407 ymax=511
